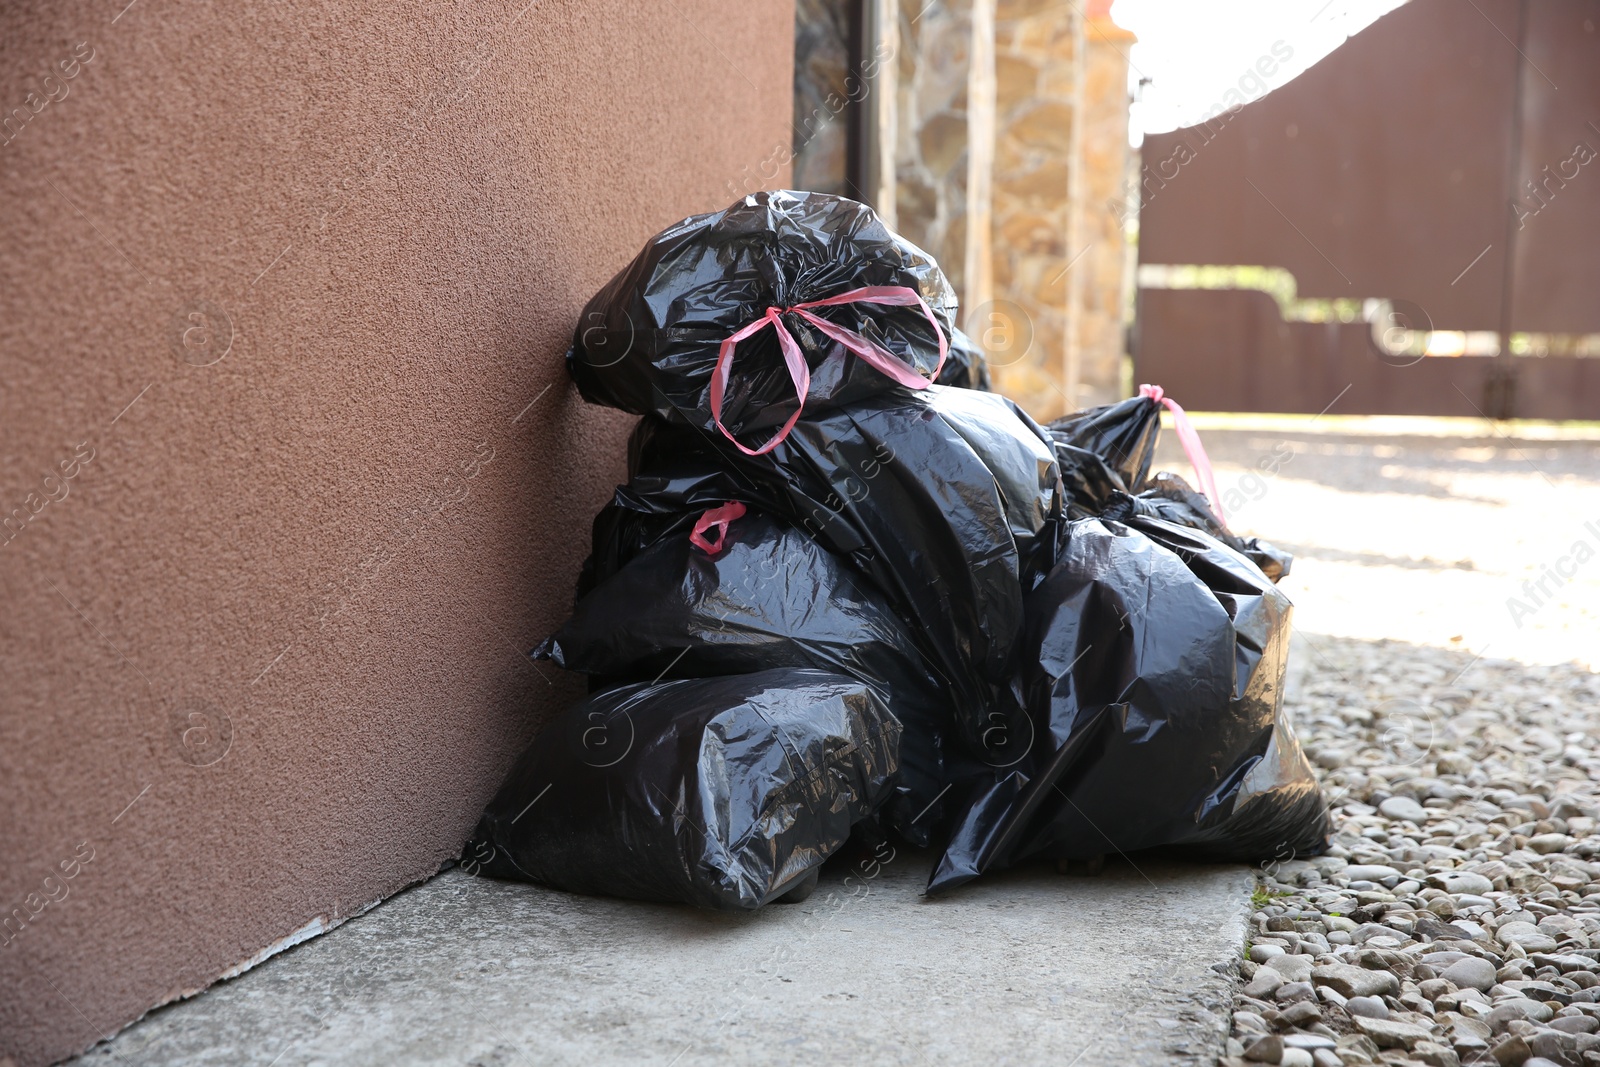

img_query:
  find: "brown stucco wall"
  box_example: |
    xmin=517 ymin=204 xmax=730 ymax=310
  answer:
xmin=0 ymin=2 xmax=793 ymax=1064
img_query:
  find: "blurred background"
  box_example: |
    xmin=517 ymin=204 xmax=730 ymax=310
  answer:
xmin=792 ymin=0 xmax=1600 ymax=420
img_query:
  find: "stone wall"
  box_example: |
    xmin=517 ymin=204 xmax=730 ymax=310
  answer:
xmin=793 ymin=0 xmax=1133 ymax=419
xmin=892 ymin=0 xmax=978 ymax=299
xmin=1076 ymin=13 xmax=1136 ymax=407
xmin=986 ymin=0 xmax=1080 ymax=414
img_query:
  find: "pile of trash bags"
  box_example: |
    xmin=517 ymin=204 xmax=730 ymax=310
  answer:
xmin=467 ymin=190 xmax=1329 ymax=908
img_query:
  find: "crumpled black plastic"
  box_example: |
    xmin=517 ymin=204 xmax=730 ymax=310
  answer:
xmin=568 ymin=190 xmax=958 ymax=438
xmin=1107 ymin=472 xmax=1294 ymax=583
xmin=1048 ymin=397 xmax=1293 ymax=583
xmin=536 ymin=510 xmax=959 ymax=843
xmin=570 ymin=329 xmax=990 ymax=602
xmin=625 ymin=384 xmax=1062 ymax=762
xmin=1047 ymin=393 xmax=1164 ymax=497
xmin=936 ymin=325 xmax=993 ymax=392
xmin=475 ymin=189 xmax=1328 ymax=909
xmin=1053 ymin=440 xmax=1134 ymax=519
xmin=469 ymin=669 xmax=900 ymax=910
xmin=929 ymin=515 xmax=1329 ymax=893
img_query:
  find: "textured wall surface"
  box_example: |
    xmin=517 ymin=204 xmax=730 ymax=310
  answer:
xmin=1075 ymin=14 xmax=1134 ymax=407
xmin=894 ymin=0 xmax=976 ymax=297
xmin=0 ymin=2 xmax=792 ymax=1064
xmin=988 ymin=0 xmax=1079 ymax=414
xmin=887 ymin=0 xmax=1129 ymax=420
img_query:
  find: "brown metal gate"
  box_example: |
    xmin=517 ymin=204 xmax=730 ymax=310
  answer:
xmin=1134 ymin=0 xmax=1600 ymax=418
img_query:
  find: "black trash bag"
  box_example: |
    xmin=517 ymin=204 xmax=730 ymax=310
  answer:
xmin=1107 ymin=472 xmax=1294 ymax=583
xmin=929 ymin=515 xmax=1328 ymax=893
xmin=625 ymin=384 xmax=1063 ymax=761
xmin=935 ymin=325 xmax=993 ymax=391
xmin=1046 ymin=390 xmax=1287 ymax=578
xmin=468 ymin=669 xmax=900 ymax=910
xmin=1054 ymin=441 xmax=1133 ymax=518
xmin=568 ymin=189 xmax=957 ymax=442
xmin=537 ymin=510 xmax=960 ymax=844
xmin=1046 ymin=393 xmax=1164 ymax=495
xmin=574 ymin=457 xmax=740 ymax=602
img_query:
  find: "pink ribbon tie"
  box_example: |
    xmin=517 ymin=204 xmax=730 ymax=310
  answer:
xmin=690 ymin=501 xmax=747 ymax=555
xmin=1139 ymin=384 xmax=1227 ymax=527
xmin=710 ymin=285 xmax=949 ymax=456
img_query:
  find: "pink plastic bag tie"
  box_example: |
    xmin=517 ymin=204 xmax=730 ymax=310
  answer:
xmin=1139 ymin=383 xmax=1228 ymax=527
xmin=689 ymin=500 xmax=747 ymax=555
xmin=710 ymin=285 xmax=949 ymax=456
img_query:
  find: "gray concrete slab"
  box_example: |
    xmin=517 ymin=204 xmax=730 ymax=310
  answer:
xmin=70 ymin=853 xmax=1252 ymax=1067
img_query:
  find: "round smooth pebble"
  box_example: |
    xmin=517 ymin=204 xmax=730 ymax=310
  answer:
xmin=1344 ymin=996 xmax=1389 ymax=1020
xmin=1527 ymin=833 xmax=1573 ymax=854
xmin=1442 ymin=956 xmax=1500 ymax=993
xmin=1275 ymin=981 xmax=1315 ymax=1003
xmin=1442 ymin=873 xmax=1496 ymax=895
xmin=1243 ymin=969 xmax=1285 ymax=998
xmin=1340 ymin=864 xmax=1402 ymax=882
xmin=1265 ymin=954 xmax=1314 ymax=984
xmin=1548 ymin=1016 xmax=1599 ymax=1034
xmin=1497 ymin=922 xmax=1560 ymax=953
xmin=1379 ymin=796 xmax=1428 ymax=823
xmin=1243 ymin=1034 xmax=1283 ymax=1063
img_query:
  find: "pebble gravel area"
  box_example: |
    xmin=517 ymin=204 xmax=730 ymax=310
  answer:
xmin=1159 ymin=419 xmax=1600 ymax=1067
xmin=1231 ymin=642 xmax=1600 ymax=1067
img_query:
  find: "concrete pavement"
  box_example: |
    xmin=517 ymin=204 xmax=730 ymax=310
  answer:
xmin=68 ymin=852 xmax=1253 ymax=1067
